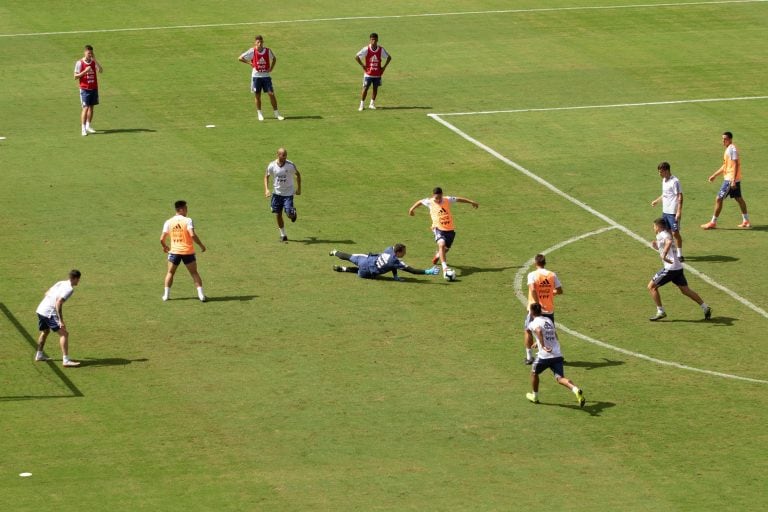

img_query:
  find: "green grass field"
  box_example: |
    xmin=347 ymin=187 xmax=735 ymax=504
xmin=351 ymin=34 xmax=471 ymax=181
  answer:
xmin=2 ymin=1 xmax=768 ymax=510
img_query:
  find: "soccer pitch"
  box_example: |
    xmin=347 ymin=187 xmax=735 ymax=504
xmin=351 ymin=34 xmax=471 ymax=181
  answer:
xmin=2 ymin=1 xmax=768 ymax=510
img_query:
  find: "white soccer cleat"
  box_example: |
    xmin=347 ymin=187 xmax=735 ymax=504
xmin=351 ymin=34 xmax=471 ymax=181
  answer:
xmin=35 ymin=353 xmax=52 ymax=362
xmin=86 ymin=127 xmax=96 ymax=134
xmin=358 ymin=102 xmax=364 ymax=111
xmin=257 ymin=111 xmax=264 ymax=121
xmin=63 ymin=360 xmax=81 ymax=367
xmin=368 ymin=102 xmax=376 ymax=110
xmin=81 ymin=128 xmax=88 ymax=136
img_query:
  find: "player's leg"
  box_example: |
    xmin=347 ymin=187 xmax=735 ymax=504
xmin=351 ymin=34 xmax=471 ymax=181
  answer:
xmin=267 ymin=91 xmax=283 ymax=120
xmin=647 ymin=278 xmax=667 ymax=321
xmin=58 ymin=326 xmax=79 ymax=366
xmin=163 ymin=259 xmax=180 ymax=300
xmin=333 ymin=265 xmax=359 ymax=273
xmin=523 ymin=314 xmax=535 ymax=365
xmin=272 ymin=195 xmax=288 ymax=241
xmin=735 ymin=196 xmax=750 ymax=227
xmin=329 ymin=250 xmax=353 ymax=261
xmin=359 ymin=78 xmax=371 ymax=110
xmin=553 ymin=360 xmax=585 ymax=407
xmin=369 ymin=80 xmax=379 ymax=109
xmin=284 ymin=195 xmax=296 ymax=223
xmin=526 ymin=365 xmax=542 ymax=403
xmin=184 ymin=259 xmax=206 ymax=302
xmin=35 ymin=327 xmax=51 ymax=361
xmin=677 ymin=285 xmax=711 ymax=319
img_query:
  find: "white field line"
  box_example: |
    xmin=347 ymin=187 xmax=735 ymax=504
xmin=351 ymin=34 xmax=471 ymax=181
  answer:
xmin=429 ymin=111 xmax=768 ymax=320
xmin=513 ymin=227 xmax=768 ymax=384
xmin=1 ymin=0 xmax=766 ymax=38
xmin=434 ymin=96 xmax=768 ymax=117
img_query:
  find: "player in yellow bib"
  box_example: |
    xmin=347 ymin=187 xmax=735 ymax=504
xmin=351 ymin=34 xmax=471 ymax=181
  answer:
xmin=408 ymin=187 xmax=478 ymax=278
xmin=160 ymin=200 xmax=207 ymax=302
xmin=523 ymin=254 xmax=563 ymax=365
xmin=701 ymin=131 xmax=751 ymax=229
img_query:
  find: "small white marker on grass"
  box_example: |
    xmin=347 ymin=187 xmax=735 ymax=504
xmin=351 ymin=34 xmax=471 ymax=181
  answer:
xmin=0 ymin=136 xmax=7 ymax=140
xmin=205 ymin=124 xmax=215 ymax=128
xmin=19 ymin=472 xmax=32 ymax=477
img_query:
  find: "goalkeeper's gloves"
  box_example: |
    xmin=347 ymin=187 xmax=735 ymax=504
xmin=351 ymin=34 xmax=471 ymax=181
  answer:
xmin=425 ymin=266 xmax=440 ymax=275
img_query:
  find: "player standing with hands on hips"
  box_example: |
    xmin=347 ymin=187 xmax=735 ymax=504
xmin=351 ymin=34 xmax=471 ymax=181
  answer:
xmin=355 ymin=32 xmax=391 ymax=111
xmin=74 ymin=45 xmax=103 ymax=136
xmin=238 ymin=35 xmax=284 ymax=121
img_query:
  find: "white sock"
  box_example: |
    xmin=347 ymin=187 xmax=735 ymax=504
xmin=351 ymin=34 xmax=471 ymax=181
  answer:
xmin=163 ymin=287 xmax=170 ymax=297
xmin=257 ymin=109 xmax=263 ymax=116
xmin=525 ymin=348 xmax=533 ymax=359
xmin=711 ymin=215 xmax=718 ymax=223
xmin=700 ymin=302 xmax=709 ymax=311
xmin=743 ymin=214 xmax=750 ymax=221
xmin=63 ymin=355 xmax=70 ymax=363
xmin=572 ymin=387 xmax=581 ymax=395
xmin=279 ymin=227 xmax=286 ymax=236
xmin=197 ymin=286 xmax=205 ymax=299
xmin=442 ymin=262 xmax=448 ymax=271
xmin=369 ymin=100 xmax=375 ymax=105
xmin=657 ymin=307 xmax=665 ymax=314
xmin=85 ymin=122 xmax=91 ymax=129
xmin=359 ymin=100 xmax=364 ymax=108
xmin=36 ymin=350 xmax=44 ymax=358
xmin=274 ymin=110 xmax=281 ymax=117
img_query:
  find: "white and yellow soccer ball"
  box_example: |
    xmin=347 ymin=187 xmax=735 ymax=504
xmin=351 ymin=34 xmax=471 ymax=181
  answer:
xmin=444 ymin=268 xmax=456 ymax=281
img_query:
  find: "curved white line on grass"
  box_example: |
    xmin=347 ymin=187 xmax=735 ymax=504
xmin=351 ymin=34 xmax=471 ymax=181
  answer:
xmin=435 ymin=96 xmax=768 ymax=117
xmin=515 ymin=227 xmax=768 ymax=384
xmin=429 ymin=112 xmax=768 ymax=321
xmin=1 ymin=0 xmax=766 ymax=38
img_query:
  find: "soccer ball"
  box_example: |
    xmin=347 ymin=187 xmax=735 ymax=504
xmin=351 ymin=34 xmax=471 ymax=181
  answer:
xmin=444 ymin=269 xmax=456 ymax=281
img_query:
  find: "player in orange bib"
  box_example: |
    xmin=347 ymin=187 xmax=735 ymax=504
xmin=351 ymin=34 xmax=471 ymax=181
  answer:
xmin=160 ymin=200 xmax=207 ymax=302
xmin=523 ymin=254 xmax=563 ymax=365
xmin=701 ymin=131 xmax=751 ymax=229
xmin=408 ymin=186 xmax=478 ymax=278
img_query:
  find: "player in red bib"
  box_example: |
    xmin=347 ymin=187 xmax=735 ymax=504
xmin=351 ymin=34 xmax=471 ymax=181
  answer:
xmin=355 ymin=32 xmax=391 ymax=111
xmin=73 ymin=45 xmax=103 ymax=136
xmin=238 ymin=35 xmax=284 ymax=121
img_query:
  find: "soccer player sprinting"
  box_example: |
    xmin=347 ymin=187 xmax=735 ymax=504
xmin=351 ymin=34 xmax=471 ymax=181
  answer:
xmin=651 ymin=161 xmax=685 ymax=261
xmin=648 ymin=218 xmax=711 ymax=321
xmin=264 ymin=147 xmax=301 ymax=242
xmin=160 ymin=200 xmax=207 ymax=302
xmin=408 ymin=187 xmax=478 ymax=278
xmin=523 ymin=254 xmax=563 ymax=365
xmin=330 ymin=244 xmax=440 ymax=280
xmin=35 ymin=270 xmax=82 ymax=367
xmin=525 ymin=303 xmax=585 ymax=407
xmin=701 ymin=131 xmax=751 ymax=229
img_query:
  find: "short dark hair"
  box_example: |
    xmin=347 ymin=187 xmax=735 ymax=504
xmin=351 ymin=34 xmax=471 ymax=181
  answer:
xmin=254 ymin=35 xmax=263 ymax=41
xmin=658 ymin=161 xmax=671 ymax=172
xmin=723 ymin=131 xmax=733 ymax=139
xmin=174 ymin=200 xmax=187 ymax=210
xmin=393 ymin=243 xmax=406 ymax=254
xmin=84 ymin=45 xmax=94 ymax=51
xmin=534 ymin=254 xmax=546 ymax=267
xmin=529 ymin=303 xmax=542 ymax=317
xmin=69 ymin=269 xmax=82 ymax=279
xmin=433 ymin=186 xmax=443 ymax=195
xmin=654 ymin=217 xmax=667 ymax=229
xmin=369 ymin=33 xmax=378 ymax=39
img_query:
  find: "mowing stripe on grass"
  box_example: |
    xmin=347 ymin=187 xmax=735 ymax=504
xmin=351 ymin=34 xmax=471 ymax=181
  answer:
xmin=434 ymin=95 xmax=768 ymax=117
xmin=428 ymin=111 xmax=768 ymax=321
xmin=513 ymin=230 xmax=768 ymax=385
xmin=1 ymin=0 xmax=766 ymax=38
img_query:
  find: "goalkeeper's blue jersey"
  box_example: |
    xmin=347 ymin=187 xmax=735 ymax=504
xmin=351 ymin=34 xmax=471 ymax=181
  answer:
xmin=358 ymin=246 xmax=407 ymax=277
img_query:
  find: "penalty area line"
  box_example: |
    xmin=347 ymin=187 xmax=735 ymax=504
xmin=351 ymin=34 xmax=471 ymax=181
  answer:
xmin=513 ymin=229 xmax=768 ymax=385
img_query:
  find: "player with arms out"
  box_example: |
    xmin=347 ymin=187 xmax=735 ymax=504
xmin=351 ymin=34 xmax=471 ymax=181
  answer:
xmin=525 ymin=303 xmax=585 ymax=407
xmin=265 ymin=147 xmax=301 ymax=242
xmin=238 ymin=35 xmax=284 ymax=121
xmin=408 ymin=187 xmax=478 ymax=279
xmin=35 ymin=269 xmax=82 ymax=367
xmin=355 ymin=32 xmax=391 ymax=111
xmin=329 ymin=244 xmax=439 ymax=280
xmin=74 ymin=44 xmax=103 ymax=136
xmin=523 ymin=254 xmax=563 ymax=365
xmin=650 ymin=161 xmax=685 ymax=261
xmin=648 ymin=218 xmax=711 ymax=321
xmin=701 ymin=131 xmax=751 ymax=229
xmin=160 ymin=200 xmax=207 ymax=302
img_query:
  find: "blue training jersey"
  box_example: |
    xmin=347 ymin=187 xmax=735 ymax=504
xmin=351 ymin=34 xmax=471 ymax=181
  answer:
xmin=359 ymin=246 xmax=409 ymax=276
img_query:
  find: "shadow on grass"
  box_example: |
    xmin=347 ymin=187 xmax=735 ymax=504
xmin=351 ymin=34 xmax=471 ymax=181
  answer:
xmin=682 ymin=255 xmax=739 ymax=263
xmin=377 ymin=106 xmax=433 ymax=110
xmin=171 ymin=295 xmax=258 ymax=302
xmin=662 ymin=316 xmax=736 ymax=326
xmin=300 ymin=237 xmax=356 ymax=245
xmin=539 ymin=400 xmax=616 ymax=417
xmin=99 ymin=128 xmax=157 ymax=134
xmin=453 ymin=265 xmax=519 ymax=277
xmin=0 ymin=302 xmax=83 ymax=399
xmin=79 ymin=357 xmax=149 ymax=368
xmin=565 ymin=358 xmax=625 ymax=371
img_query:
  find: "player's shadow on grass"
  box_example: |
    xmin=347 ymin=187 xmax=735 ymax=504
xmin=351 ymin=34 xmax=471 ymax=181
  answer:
xmin=565 ymin=358 xmax=625 ymax=371
xmin=665 ymin=316 xmax=736 ymax=326
xmin=540 ymin=400 xmax=616 ymax=417
xmin=99 ymin=128 xmax=157 ymax=135
xmin=683 ymin=255 xmax=739 ymax=263
xmin=454 ymin=265 xmax=519 ymax=277
xmin=378 ymin=106 xmax=432 ymax=110
xmin=0 ymin=302 xmax=83 ymax=399
xmin=172 ymin=295 xmax=258 ymax=302
xmin=79 ymin=357 xmax=149 ymax=367
xmin=299 ymin=237 xmax=356 ymax=245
